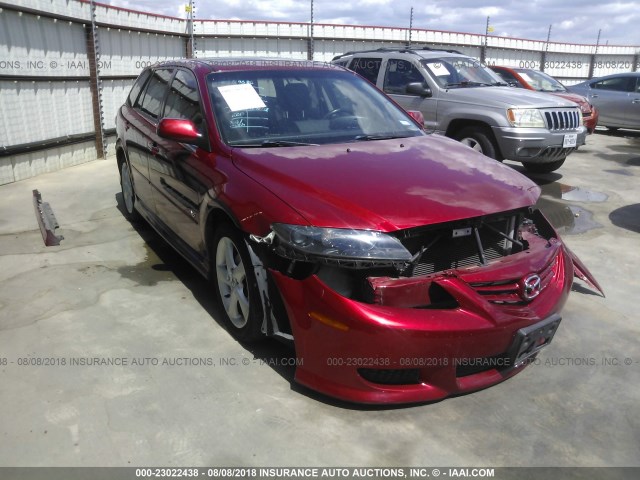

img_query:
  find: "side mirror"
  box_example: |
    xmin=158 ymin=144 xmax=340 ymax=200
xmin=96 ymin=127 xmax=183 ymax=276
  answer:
xmin=406 ymin=82 xmax=432 ymax=97
xmin=157 ymin=118 xmax=206 ymax=149
xmin=406 ymin=110 xmax=425 ymax=127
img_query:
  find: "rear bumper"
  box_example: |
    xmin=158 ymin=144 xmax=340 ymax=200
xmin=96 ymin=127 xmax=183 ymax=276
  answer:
xmin=271 ymin=244 xmax=574 ymax=404
xmin=494 ymin=126 xmax=587 ymax=164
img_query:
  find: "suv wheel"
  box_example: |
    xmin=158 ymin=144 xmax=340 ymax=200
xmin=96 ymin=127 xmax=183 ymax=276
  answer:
xmin=454 ymin=127 xmax=498 ymax=159
xmin=120 ymin=160 xmax=142 ymax=222
xmin=212 ymin=224 xmax=264 ymax=343
xmin=523 ymin=158 xmax=566 ymax=174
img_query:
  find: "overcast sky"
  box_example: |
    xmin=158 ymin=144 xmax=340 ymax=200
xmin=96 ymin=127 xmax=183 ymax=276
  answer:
xmin=107 ymin=1 xmax=639 ymax=46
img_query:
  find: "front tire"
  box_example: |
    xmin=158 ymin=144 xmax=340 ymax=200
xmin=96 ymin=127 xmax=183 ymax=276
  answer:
xmin=523 ymin=158 xmax=566 ymax=173
xmin=211 ymin=224 xmax=264 ymax=343
xmin=454 ymin=126 xmax=499 ymax=159
xmin=120 ymin=160 xmax=142 ymax=222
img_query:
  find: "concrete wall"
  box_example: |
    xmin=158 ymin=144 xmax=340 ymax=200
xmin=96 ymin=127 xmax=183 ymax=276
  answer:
xmin=1 ymin=0 xmax=639 ymax=184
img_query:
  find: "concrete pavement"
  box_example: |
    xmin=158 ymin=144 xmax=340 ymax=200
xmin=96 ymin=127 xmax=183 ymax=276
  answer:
xmin=0 ymin=129 xmax=638 ymax=467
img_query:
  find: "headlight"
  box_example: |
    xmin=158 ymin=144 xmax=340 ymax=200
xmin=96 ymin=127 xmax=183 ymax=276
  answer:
xmin=272 ymin=224 xmax=412 ymax=263
xmin=507 ymin=108 xmax=545 ymax=128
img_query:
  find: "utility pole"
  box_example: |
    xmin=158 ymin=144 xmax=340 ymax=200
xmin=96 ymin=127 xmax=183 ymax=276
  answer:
xmin=588 ymin=29 xmax=602 ymax=79
xmin=407 ymin=7 xmax=414 ymax=47
xmin=541 ymin=24 xmax=552 ymax=72
xmin=481 ymin=16 xmax=490 ymax=64
xmin=308 ymin=0 xmax=314 ymax=60
xmin=186 ymin=0 xmax=195 ymax=58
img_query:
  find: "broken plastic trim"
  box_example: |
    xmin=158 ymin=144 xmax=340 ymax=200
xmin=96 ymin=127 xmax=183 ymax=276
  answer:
xmin=33 ymin=189 xmax=64 ymax=246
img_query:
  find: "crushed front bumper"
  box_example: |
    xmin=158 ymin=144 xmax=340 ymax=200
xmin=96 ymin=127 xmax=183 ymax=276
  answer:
xmin=270 ymin=242 xmax=574 ymax=404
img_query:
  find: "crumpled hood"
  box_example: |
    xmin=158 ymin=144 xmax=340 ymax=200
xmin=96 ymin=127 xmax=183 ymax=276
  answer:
xmin=445 ymin=86 xmax=577 ymax=109
xmin=232 ymin=135 xmax=540 ymax=232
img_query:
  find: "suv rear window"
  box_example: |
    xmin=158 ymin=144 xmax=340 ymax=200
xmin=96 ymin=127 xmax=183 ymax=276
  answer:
xmin=349 ymin=57 xmax=382 ymax=84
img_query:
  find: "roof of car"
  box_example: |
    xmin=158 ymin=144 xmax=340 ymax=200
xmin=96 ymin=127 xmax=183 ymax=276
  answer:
xmin=153 ymin=57 xmax=341 ymax=72
xmin=332 ymin=46 xmax=466 ymax=61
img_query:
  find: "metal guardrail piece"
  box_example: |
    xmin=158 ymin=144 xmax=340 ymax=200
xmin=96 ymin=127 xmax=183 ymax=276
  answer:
xmin=32 ymin=189 xmax=64 ymax=246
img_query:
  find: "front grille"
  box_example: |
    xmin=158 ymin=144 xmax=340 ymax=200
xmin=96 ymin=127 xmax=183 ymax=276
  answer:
xmin=398 ymin=214 xmax=522 ymax=277
xmin=469 ymin=255 xmax=558 ymax=304
xmin=543 ymin=108 xmax=580 ymax=131
xmin=539 ymin=146 xmax=576 ymax=161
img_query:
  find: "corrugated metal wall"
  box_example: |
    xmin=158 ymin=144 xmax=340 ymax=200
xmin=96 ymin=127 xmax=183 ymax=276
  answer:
xmin=1 ymin=0 xmax=639 ymax=184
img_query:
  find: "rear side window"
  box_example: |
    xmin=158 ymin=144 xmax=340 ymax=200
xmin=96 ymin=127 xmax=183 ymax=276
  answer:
xmin=127 ymin=70 xmax=151 ymax=106
xmin=593 ymin=76 xmax=635 ymax=92
xmin=163 ymin=69 xmax=205 ymax=130
xmin=349 ymin=57 xmax=382 ymax=84
xmin=136 ymin=69 xmax=173 ymax=119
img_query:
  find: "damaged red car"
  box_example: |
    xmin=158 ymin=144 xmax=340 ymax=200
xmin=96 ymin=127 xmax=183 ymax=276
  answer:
xmin=116 ymin=58 xmax=602 ymax=404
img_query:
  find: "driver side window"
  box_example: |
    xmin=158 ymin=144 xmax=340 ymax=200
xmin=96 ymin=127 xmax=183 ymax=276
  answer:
xmin=383 ymin=59 xmax=426 ymax=95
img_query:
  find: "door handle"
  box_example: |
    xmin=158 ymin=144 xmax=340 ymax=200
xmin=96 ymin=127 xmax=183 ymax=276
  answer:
xmin=632 ymin=98 xmax=640 ymax=104
xmin=590 ymin=94 xmax=598 ymax=98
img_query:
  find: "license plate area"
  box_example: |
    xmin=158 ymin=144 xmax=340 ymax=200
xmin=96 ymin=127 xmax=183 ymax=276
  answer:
xmin=508 ymin=314 xmax=562 ymax=367
xmin=563 ymin=133 xmax=577 ymax=148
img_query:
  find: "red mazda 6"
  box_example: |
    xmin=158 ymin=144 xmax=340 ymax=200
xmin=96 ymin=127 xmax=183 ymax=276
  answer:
xmin=115 ymin=58 xmax=602 ymax=404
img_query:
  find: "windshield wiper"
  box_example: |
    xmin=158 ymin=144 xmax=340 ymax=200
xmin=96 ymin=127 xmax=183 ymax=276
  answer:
xmin=232 ymin=140 xmax=318 ymax=148
xmin=353 ymin=134 xmax=411 ymax=141
xmin=445 ymin=81 xmax=494 ymax=88
xmin=261 ymin=140 xmax=318 ymax=147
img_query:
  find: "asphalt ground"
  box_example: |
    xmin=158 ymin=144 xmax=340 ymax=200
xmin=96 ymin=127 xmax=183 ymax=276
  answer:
xmin=0 ymin=128 xmax=638 ymax=468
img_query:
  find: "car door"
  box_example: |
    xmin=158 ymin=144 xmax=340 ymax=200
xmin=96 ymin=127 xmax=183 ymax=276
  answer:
xmin=382 ymin=58 xmax=437 ymax=131
xmin=121 ymin=69 xmax=154 ymax=210
xmin=129 ymin=67 xmax=174 ymax=216
xmin=148 ymin=68 xmax=210 ymax=254
xmin=587 ymin=76 xmax=636 ymax=127
xmin=627 ymin=76 xmax=640 ymax=128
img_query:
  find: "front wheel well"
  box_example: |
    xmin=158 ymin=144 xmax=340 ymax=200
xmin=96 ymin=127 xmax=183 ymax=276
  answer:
xmin=115 ymin=145 xmax=126 ymax=174
xmin=204 ymin=208 xmax=242 ymax=276
xmin=445 ymin=120 xmax=504 ymax=160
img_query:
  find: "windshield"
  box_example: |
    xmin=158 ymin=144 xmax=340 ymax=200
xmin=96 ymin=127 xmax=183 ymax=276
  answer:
xmin=516 ymin=69 xmax=567 ymax=92
xmin=421 ymin=57 xmax=504 ymax=88
xmin=207 ymin=69 xmax=423 ymax=147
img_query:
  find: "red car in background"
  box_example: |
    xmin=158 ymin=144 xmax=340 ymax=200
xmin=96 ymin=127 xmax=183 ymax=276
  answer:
xmin=491 ymin=66 xmax=599 ymax=133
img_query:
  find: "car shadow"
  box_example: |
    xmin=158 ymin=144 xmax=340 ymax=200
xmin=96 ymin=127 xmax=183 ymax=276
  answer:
xmin=609 ymin=203 xmax=640 ymax=233
xmin=594 ymin=128 xmax=640 ymax=139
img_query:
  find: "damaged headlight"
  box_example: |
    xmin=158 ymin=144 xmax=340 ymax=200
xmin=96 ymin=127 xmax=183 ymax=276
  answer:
xmin=271 ymin=224 xmax=412 ymax=263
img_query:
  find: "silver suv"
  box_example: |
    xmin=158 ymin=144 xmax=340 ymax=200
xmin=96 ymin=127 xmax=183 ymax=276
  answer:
xmin=333 ymin=47 xmax=587 ymax=173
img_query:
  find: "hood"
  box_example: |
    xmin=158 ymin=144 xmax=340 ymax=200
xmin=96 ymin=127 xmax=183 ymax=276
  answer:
xmin=445 ymin=86 xmax=577 ymax=109
xmin=232 ymin=135 xmax=540 ymax=232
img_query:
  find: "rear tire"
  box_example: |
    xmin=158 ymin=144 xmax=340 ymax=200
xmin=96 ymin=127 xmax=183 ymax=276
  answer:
xmin=454 ymin=126 xmax=499 ymax=159
xmin=120 ymin=160 xmax=142 ymax=222
xmin=211 ymin=224 xmax=264 ymax=343
xmin=523 ymin=158 xmax=566 ymax=173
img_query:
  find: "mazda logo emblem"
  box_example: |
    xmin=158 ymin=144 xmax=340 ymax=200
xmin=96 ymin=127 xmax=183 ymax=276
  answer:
xmin=521 ymin=274 xmax=542 ymax=300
